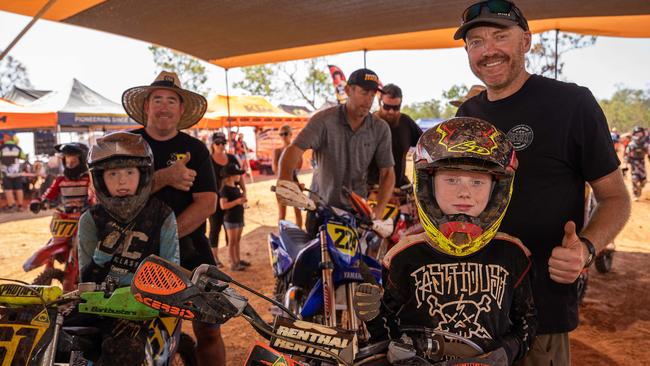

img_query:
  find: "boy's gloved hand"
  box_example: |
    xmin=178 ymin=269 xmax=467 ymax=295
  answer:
xmin=29 ymin=199 xmax=42 ymax=214
xmin=353 ymin=283 xmax=383 ymax=322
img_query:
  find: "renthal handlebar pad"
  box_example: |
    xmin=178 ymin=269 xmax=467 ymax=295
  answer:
xmin=131 ymin=255 xmax=245 ymax=324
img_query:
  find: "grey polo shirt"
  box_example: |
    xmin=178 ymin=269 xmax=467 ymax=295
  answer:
xmin=293 ymin=105 xmax=394 ymax=208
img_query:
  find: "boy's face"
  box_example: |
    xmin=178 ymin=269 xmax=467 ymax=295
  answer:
xmin=64 ymin=153 xmax=80 ymax=169
xmin=434 ymin=169 xmax=492 ymax=217
xmin=103 ymin=167 xmax=140 ymax=197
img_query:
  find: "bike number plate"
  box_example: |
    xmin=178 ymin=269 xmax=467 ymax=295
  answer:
xmin=50 ymin=218 xmax=78 ymax=238
xmin=368 ymin=200 xmax=399 ymax=220
xmin=326 ymin=222 xmax=358 ymax=257
xmin=0 ymin=306 xmax=54 ymax=365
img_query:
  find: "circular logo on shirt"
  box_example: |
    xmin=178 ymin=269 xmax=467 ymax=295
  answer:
xmin=506 ymin=124 xmax=534 ymax=151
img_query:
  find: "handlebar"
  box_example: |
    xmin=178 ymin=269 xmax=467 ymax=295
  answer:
xmin=132 ymin=256 xmax=354 ymax=365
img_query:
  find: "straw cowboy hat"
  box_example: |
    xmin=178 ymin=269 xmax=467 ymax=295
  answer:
xmin=450 ymin=84 xmax=487 ymax=107
xmin=122 ymin=71 xmax=207 ymax=130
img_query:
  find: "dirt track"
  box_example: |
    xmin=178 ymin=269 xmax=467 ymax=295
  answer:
xmin=1 ymin=171 xmax=648 ymax=365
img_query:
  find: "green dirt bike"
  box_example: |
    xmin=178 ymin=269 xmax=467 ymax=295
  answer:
xmin=130 ymin=255 xmax=503 ymax=366
xmin=0 ymin=278 xmax=196 ymax=366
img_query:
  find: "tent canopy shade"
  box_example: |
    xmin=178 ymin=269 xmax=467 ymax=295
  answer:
xmin=0 ymin=98 xmax=57 ymax=130
xmin=2 ymin=1 xmax=649 ymax=68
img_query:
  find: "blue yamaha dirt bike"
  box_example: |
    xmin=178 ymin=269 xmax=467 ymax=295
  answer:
xmin=268 ymin=186 xmax=387 ymax=333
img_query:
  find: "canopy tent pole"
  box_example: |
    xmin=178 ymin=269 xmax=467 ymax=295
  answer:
xmin=0 ymin=0 xmax=57 ymax=61
xmin=363 ymin=49 xmax=367 ymax=68
xmin=554 ymin=29 xmax=560 ymax=80
xmin=225 ymin=68 xmax=232 ymax=134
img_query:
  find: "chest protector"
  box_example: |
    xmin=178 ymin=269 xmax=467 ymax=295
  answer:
xmin=89 ymin=197 xmax=172 ymax=282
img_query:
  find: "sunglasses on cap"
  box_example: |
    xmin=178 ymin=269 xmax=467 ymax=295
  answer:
xmin=461 ymin=0 xmax=528 ymax=31
xmin=213 ymin=141 xmax=226 ymax=145
xmin=382 ymin=103 xmax=401 ymax=112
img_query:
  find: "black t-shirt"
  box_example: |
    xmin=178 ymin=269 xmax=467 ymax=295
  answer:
xmin=219 ymin=185 xmax=244 ymax=223
xmin=371 ymin=233 xmax=536 ymax=363
xmin=368 ymin=113 xmax=422 ymax=187
xmin=132 ymin=129 xmax=217 ymax=269
xmin=457 ymin=75 xmax=619 ymax=334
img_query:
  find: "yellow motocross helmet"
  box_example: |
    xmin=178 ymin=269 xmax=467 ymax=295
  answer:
xmin=413 ymin=117 xmax=517 ymax=257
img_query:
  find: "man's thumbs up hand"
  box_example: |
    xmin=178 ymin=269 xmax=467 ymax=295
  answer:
xmin=168 ymin=152 xmax=196 ymax=191
xmin=548 ymin=221 xmax=588 ymax=284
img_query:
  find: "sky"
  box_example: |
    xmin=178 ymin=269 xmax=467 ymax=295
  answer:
xmin=1 ymin=10 xmax=650 ymax=109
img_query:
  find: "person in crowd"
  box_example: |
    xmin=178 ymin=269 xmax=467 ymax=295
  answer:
xmin=0 ymin=134 xmax=27 ymax=211
xmin=76 ymin=132 xmax=179 ymax=366
xmin=355 ymin=117 xmax=536 ymax=366
xmin=276 ymin=68 xmax=395 ymax=237
xmin=453 ymin=1 xmax=630 ymax=364
xmin=234 ymin=132 xmax=252 ymax=180
xmin=368 ymin=83 xmax=422 ymax=189
xmin=208 ymin=131 xmax=247 ymax=266
xmin=219 ymin=162 xmax=248 ymax=271
xmin=30 ymin=143 xmax=93 ymax=214
xmin=273 ymin=124 xmax=303 ymax=228
xmin=123 ymin=71 xmax=224 ymax=365
xmin=624 ymin=126 xmax=649 ymax=201
xmin=610 ymin=127 xmax=621 ymax=153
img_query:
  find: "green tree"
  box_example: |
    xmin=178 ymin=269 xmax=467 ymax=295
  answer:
xmin=233 ymin=65 xmax=276 ymax=97
xmin=234 ymin=58 xmax=333 ymax=109
xmin=402 ymin=99 xmax=443 ymax=120
xmin=526 ymin=31 xmax=596 ymax=78
xmin=402 ymin=84 xmax=469 ymax=120
xmin=599 ymin=88 xmax=650 ymax=132
xmin=0 ymin=54 xmax=33 ymax=97
xmin=148 ymin=45 xmax=212 ymax=97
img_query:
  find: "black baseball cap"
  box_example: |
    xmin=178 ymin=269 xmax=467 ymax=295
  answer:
xmin=212 ymin=132 xmax=227 ymax=144
xmin=347 ymin=68 xmax=383 ymax=92
xmin=220 ymin=162 xmax=245 ymax=178
xmin=454 ymin=0 xmax=529 ymax=40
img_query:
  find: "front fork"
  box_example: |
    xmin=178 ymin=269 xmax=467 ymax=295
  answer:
xmin=320 ymin=228 xmax=336 ymax=327
xmin=320 ymin=226 xmax=366 ymax=339
xmin=39 ymin=312 xmax=63 ymax=366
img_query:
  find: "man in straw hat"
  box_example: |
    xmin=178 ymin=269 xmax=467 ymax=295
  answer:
xmin=453 ymin=1 xmax=630 ymax=364
xmin=123 ymin=71 xmax=224 ymax=365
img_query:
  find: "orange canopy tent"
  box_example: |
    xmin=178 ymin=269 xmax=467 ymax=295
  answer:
xmin=193 ymin=94 xmax=309 ymax=170
xmin=195 ymin=95 xmax=307 ymax=129
xmin=0 ymin=98 xmax=57 ymax=130
xmin=1 ymin=1 xmax=649 ymax=68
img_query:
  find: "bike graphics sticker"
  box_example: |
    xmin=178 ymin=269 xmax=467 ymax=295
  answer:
xmin=270 ymin=317 xmax=356 ymax=363
xmin=506 ymin=124 xmax=534 ymax=151
xmin=411 ymin=262 xmax=509 ymax=340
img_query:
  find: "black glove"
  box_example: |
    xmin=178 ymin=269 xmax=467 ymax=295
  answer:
xmin=353 ymin=283 xmax=383 ymax=322
xmin=29 ymin=199 xmax=42 ymax=214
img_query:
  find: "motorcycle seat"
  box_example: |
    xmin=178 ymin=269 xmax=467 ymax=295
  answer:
xmin=280 ymin=223 xmax=313 ymax=260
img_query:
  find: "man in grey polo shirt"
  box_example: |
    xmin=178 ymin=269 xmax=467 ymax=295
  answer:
xmin=277 ymin=68 xmax=395 ymax=236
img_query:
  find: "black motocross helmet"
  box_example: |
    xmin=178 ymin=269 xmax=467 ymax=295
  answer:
xmin=55 ymin=142 xmax=89 ymax=179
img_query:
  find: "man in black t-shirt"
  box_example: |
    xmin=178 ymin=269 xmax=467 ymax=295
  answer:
xmin=369 ymin=83 xmax=422 ymax=188
xmin=123 ymin=71 xmax=224 ymax=366
xmin=453 ymin=2 xmax=630 ymax=365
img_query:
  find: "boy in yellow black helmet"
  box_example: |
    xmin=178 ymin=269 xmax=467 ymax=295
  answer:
xmin=354 ymin=117 xmax=536 ymax=365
